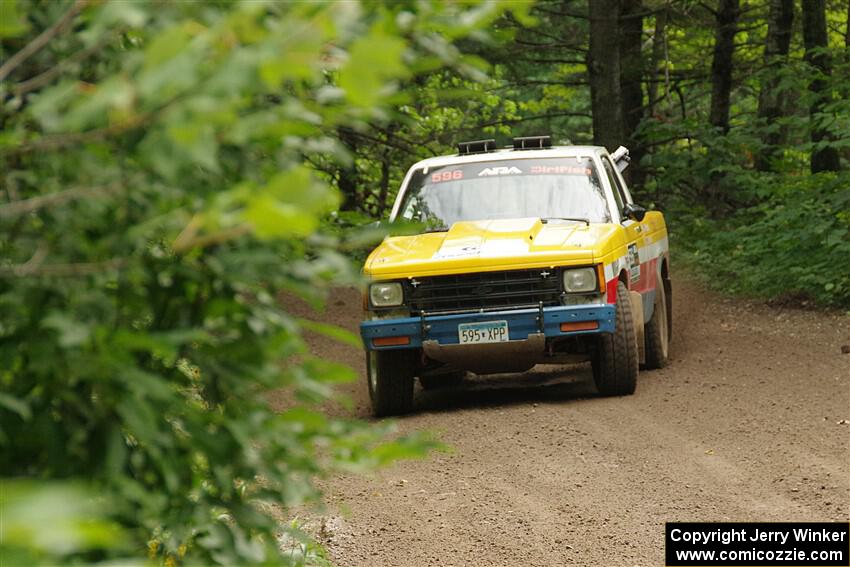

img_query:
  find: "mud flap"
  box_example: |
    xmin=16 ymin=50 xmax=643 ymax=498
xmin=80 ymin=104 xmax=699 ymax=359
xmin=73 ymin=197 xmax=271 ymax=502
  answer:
xmin=629 ymin=290 xmax=646 ymax=365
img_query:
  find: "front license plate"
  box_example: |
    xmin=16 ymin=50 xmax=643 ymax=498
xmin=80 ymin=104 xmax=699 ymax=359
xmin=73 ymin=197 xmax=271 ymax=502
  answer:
xmin=458 ymin=320 xmax=509 ymax=344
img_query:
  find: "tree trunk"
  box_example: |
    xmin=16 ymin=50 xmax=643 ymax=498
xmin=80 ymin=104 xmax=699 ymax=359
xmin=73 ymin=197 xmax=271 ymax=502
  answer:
xmin=647 ymin=7 xmax=668 ymax=117
xmin=801 ymin=0 xmax=841 ymax=173
xmin=588 ymin=0 xmax=625 ymax=151
xmin=619 ymin=0 xmax=645 ymax=189
xmin=337 ymin=127 xmax=360 ymax=211
xmin=377 ymin=153 xmax=391 ymax=216
xmin=709 ymin=0 xmax=740 ymax=133
xmin=755 ymin=0 xmax=794 ymax=171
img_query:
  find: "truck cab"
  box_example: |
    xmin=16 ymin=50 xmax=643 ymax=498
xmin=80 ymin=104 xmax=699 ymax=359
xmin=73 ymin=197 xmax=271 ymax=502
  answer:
xmin=360 ymin=136 xmax=672 ymax=416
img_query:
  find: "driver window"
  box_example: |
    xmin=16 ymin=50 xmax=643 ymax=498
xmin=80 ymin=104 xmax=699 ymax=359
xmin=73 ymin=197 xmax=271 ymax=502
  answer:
xmin=601 ymin=157 xmax=626 ymax=214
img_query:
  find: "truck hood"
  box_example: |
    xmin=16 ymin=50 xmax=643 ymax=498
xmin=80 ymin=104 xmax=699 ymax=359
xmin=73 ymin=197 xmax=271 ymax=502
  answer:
xmin=365 ymin=218 xmax=620 ymax=279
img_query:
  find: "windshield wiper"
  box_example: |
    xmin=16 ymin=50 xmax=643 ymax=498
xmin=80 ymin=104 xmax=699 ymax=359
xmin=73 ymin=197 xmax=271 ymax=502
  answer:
xmin=423 ymin=225 xmax=450 ymax=233
xmin=540 ymin=217 xmax=591 ymax=226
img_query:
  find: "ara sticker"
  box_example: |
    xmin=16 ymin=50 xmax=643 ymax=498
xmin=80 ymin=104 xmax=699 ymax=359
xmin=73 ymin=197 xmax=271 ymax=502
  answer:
xmin=431 ymin=170 xmax=464 ymax=183
xmin=478 ymin=166 xmax=522 ymax=176
xmin=627 ymin=243 xmax=641 ymax=283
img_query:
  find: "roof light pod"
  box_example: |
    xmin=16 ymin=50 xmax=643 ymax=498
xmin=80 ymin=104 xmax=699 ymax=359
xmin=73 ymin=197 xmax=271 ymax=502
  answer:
xmin=457 ymin=139 xmax=497 ymax=155
xmin=512 ymin=135 xmax=552 ymax=150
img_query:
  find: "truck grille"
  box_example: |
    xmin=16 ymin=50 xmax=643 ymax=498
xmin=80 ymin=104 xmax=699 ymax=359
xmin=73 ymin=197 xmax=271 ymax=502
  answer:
xmin=406 ymin=268 xmax=562 ymax=314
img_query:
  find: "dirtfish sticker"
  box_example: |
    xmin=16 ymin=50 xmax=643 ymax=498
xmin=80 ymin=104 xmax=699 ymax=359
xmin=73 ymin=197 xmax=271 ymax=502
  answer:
xmin=628 ymin=243 xmax=641 ymax=283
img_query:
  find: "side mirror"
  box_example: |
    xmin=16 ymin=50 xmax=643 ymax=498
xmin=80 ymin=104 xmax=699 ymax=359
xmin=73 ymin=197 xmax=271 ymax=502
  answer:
xmin=623 ymin=202 xmax=647 ymax=222
xmin=611 ymin=146 xmax=630 ymax=172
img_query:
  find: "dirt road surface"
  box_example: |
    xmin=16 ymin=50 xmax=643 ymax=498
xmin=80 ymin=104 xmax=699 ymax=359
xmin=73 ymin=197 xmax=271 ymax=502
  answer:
xmin=284 ymin=275 xmax=850 ymax=566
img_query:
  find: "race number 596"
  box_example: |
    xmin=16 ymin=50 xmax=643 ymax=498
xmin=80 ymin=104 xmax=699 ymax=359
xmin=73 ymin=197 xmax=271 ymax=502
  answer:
xmin=431 ymin=170 xmax=463 ymax=183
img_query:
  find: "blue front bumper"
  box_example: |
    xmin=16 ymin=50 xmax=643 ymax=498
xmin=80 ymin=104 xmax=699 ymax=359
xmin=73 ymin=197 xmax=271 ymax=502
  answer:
xmin=360 ymin=304 xmax=616 ymax=351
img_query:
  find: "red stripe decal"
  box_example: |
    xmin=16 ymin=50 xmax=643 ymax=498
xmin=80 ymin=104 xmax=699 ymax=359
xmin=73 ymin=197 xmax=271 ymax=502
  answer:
xmin=631 ymin=257 xmax=658 ymax=293
xmin=607 ymin=255 xmax=660 ymax=303
xmin=606 ymin=277 xmax=619 ymax=304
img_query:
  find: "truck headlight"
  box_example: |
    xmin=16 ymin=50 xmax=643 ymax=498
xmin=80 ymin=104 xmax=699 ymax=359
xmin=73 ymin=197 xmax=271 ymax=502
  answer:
xmin=562 ymin=267 xmax=598 ymax=293
xmin=369 ymin=282 xmax=404 ymax=307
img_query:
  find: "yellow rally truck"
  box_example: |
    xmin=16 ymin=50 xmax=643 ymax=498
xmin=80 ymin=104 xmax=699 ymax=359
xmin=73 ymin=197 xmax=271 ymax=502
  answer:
xmin=359 ymin=136 xmax=672 ymax=416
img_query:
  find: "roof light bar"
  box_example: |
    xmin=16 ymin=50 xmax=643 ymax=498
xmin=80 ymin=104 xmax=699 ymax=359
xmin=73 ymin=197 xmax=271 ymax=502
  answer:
xmin=512 ymin=135 xmax=552 ymax=150
xmin=457 ymin=139 xmax=496 ymax=155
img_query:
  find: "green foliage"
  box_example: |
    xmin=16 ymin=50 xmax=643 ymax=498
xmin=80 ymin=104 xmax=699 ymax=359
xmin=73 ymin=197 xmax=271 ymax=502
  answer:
xmin=2 ymin=1 xmax=848 ymax=561
xmin=636 ymin=47 xmax=850 ymax=307
xmin=1 ymin=481 xmax=135 ymax=565
xmin=0 ymin=0 xmax=511 ymax=564
xmin=673 ymin=171 xmax=850 ymax=307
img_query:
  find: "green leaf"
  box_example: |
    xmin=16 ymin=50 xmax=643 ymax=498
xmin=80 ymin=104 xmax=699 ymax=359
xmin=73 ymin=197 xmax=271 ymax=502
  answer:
xmin=242 ymin=195 xmax=317 ymax=238
xmin=61 ymin=76 xmax=136 ymax=131
xmin=116 ymin=397 xmax=162 ymax=447
xmin=297 ymin=318 xmax=362 ymax=348
xmin=338 ymin=31 xmax=408 ymax=107
xmin=28 ymin=81 xmax=79 ymax=132
xmin=279 ymin=407 xmax=328 ymax=430
xmin=167 ymin=122 xmax=219 ymax=171
xmin=0 ymin=0 xmax=30 ymax=38
xmin=0 ymin=481 xmax=128 ymax=556
xmin=0 ymin=393 xmax=31 ymax=420
xmin=143 ymin=23 xmax=193 ymax=70
xmin=42 ymin=314 xmax=91 ymax=348
xmin=301 ymin=358 xmax=357 ymax=384
xmin=258 ymin=20 xmax=324 ymax=86
xmin=237 ymin=166 xmax=339 ymax=238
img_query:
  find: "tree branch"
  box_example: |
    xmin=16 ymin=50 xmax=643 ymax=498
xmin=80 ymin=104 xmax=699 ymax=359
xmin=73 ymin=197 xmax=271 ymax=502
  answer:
xmin=0 ymin=183 xmax=121 ymax=218
xmin=697 ymin=1 xmax=718 ymax=17
xmin=464 ymin=111 xmax=592 ymax=131
xmin=5 ymin=112 xmax=152 ymax=156
xmin=535 ymin=6 xmax=588 ymax=19
xmin=0 ymin=258 xmax=125 ymax=278
xmin=0 ymin=0 xmax=89 ymax=82
xmin=338 ymin=127 xmax=421 ymax=157
xmin=499 ymin=78 xmax=589 ymax=87
xmin=511 ymin=58 xmax=586 ymax=65
xmin=513 ymin=39 xmax=587 ymax=52
xmin=172 ymin=223 xmax=252 ymax=253
xmin=13 ymin=34 xmax=112 ymax=97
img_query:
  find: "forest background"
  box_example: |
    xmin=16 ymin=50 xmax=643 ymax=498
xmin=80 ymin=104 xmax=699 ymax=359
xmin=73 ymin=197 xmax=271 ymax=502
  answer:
xmin=1 ymin=0 xmax=848 ymax=565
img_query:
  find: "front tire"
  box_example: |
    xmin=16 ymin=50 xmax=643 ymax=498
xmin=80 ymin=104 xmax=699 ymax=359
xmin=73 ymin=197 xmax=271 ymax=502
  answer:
xmin=592 ymin=281 xmax=638 ymax=396
xmin=644 ymin=275 xmax=671 ymax=369
xmin=367 ymin=349 xmax=417 ymax=417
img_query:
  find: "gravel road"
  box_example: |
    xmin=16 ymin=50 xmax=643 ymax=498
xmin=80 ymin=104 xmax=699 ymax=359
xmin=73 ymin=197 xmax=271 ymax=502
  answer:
xmin=283 ymin=275 xmax=850 ymax=566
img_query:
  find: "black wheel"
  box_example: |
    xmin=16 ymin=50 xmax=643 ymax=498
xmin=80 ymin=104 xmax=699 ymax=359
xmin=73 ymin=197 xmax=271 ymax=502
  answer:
xmin=366 ymin=349 xmax=417 ymax=416
xmin=592 ymin=281 xmax=638 ymax=396
xmin=664 ymin=273 xmax=673 ymax=340
xmin=419 ymin=371 xmax=465 ymax=390
xmin=644 ymin=275 xmax=671 ymax=369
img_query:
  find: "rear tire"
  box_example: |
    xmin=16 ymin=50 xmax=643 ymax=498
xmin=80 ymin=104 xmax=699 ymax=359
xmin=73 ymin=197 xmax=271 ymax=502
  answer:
xmin=419 ymin=371 xmax=465 ymax=390
xmin=644 ymin=275 xmax=671 ymax=369
xmin=592 ymin=281 xmax=638 ymax=396
xmin=367 ymin=349 xmax=416 ymax=417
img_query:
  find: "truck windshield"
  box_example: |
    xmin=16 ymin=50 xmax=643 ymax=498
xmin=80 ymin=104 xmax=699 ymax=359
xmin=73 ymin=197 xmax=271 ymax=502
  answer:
xmin=397 ymin=157 xmax=610 ymax=227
